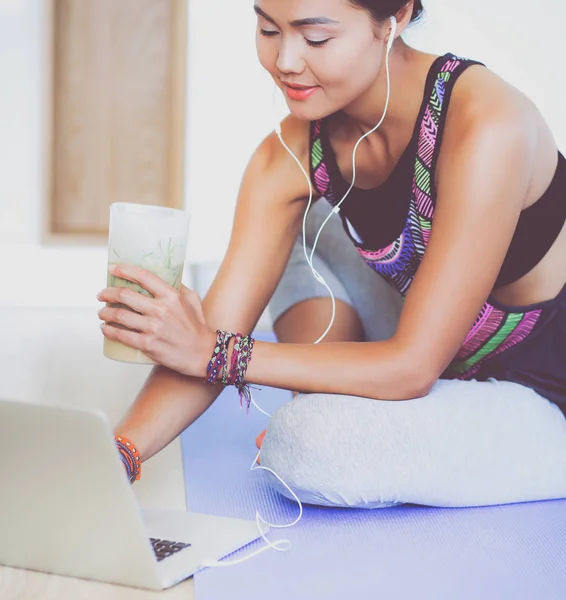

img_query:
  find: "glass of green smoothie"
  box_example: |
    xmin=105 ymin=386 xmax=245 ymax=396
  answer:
xmin=104 ymin=202 xmax=191 ymax=365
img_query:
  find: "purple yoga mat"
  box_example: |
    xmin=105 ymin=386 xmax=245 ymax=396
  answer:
xmin=181 ymin=332 xmax=566 ymax=600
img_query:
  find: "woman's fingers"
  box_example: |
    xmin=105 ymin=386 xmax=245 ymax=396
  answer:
xmin=101 ymin=322 xmax=149 ymax=353
xmin=98 ymin=304 xmax=149 ymax=333
xmin=97 ymin=285 xmax=154 ymax=315
xmin=108 ymin=264 xmax=175 ymax=299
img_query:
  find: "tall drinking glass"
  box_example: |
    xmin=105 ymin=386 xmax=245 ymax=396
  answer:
xmin=104 ymin=203 xmax=191 ymax=365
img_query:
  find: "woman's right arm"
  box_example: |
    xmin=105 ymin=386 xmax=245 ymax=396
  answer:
xmin=112 ymin=116 xmax=316 ymax=463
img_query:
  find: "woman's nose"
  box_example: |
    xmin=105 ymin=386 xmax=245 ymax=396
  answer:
xmin=275 ymin=40 xmax=306 ymax=75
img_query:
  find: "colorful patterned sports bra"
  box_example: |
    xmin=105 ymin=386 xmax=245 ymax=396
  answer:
xmin=309 ymin=52 xmax=566 ymax=390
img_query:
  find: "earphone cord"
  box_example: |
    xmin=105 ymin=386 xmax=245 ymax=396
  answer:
xmin=202 ymin=16 xmax=397 ymax=569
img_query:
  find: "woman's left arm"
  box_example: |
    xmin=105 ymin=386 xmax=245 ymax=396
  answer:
xmin=100 ymin=108 xmax=533 ymax=401
xmin=241 ymin=108 xmax=534 ymax=400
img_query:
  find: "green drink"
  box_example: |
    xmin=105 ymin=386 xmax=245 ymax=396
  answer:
xmin=104 ymin=204 xmax=191 ymax=365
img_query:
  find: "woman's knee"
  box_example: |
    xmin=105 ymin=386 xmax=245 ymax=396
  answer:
xmin=259 ymin=394 xmax=335 ymax=484
xmin=272 ymin=297 xmax=365 ymax=344
xmin=260 ymin=394 xmax=315 ymax=461
xmin=258 ymin=393 xmax=404 ymax=508
xmin=267 ymin=240 xmax=357 ymax=339
xmin=259 ymin=394 xmax=339 ymax=504
xmin=259 ymin=393 xmax=388 ymax=486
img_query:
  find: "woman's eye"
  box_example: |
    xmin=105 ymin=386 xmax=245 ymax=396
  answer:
xmin=260 ymin=29 xmax=330 ymax=48
xmin=306 ymin=39 xmax=331 ymax=48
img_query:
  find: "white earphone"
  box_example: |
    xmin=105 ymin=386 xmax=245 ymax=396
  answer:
xmin=387 ymin=13 xmax=398 ymax=52
xmin=203 ymin=15 xmax=400 ymax=571
xmin=275 ymin=15 xmax=398 ymax=345
xmin=203 ymin=14 xmax=400 ymax=572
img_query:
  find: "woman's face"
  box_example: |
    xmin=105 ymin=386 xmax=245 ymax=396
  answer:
xmin=255 ymin=0 xmax=386 ymax=121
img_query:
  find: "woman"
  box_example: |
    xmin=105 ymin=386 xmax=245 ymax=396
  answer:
xmin=99 ymin=0 xmax=566 ymax=508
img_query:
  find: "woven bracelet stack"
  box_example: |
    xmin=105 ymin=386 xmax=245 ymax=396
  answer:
xmin=204 ymin=330 xmax=256 ymax=412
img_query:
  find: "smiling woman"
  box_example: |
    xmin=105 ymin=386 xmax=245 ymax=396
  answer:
xmin=100 ymin=0 xmax=566 ymax=511
xmin=253 ymin=0 xmax=423 ymax=120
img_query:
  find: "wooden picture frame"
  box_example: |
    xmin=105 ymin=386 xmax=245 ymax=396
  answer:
xmin=43 ymin=0 xmax=188 ymax=245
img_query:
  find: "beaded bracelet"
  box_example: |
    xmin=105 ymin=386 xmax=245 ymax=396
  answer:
xmin=115 ymin=435 xmax=141 ymax=483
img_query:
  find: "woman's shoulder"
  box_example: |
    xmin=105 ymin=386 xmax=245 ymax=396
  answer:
xmin=443 ymin=57 xmax=557 ymax=200
xmin=447 ymin=57 xmax=543 ymax=139
xmin=257 ymin=114 xmax=312 ymax=165
xmin=248 ymin=114 xmax=317 ymax=204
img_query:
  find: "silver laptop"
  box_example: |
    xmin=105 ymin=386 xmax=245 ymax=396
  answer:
xmin=0 ymin=399 xmax=268 ymax=590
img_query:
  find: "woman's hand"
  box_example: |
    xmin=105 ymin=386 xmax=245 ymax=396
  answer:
xmin=97 ymin=264 xmax=217 ymax=378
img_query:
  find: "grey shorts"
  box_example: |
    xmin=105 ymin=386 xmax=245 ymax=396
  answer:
xmin=268 ymin=199 xmax=403 ymax=342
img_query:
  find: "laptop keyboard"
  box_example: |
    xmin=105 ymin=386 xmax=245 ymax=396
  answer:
xmin=150 ymin=537 xmax=191 ymax=562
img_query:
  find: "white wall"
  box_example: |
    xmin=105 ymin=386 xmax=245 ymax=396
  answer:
xmin=0 ymin=0 xmax=564 ymax=308
xmin=0 ymin=0 xmax=41 ymax=244
xmin=184 ymin=0 xmax=288 ymax=264
xmin=0 ymin=0 xmax=113 ymax=308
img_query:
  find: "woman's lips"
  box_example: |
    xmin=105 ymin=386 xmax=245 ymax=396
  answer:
xmin=283 ymin=83 xmax=319 ymax=101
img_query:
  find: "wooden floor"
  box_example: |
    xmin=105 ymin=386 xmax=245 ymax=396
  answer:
xmin=0 ymin=307 xmax=194 ymax=599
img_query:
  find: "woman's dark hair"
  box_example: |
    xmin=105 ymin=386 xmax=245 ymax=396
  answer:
xmin=349 ymin=0 xmax=424 ymax=24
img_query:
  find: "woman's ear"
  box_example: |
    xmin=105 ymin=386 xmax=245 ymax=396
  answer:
xmin=392 ymin=0 xmax=417 ymax=35
xmin=374 ymin=3 xmax=412 ymax=43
